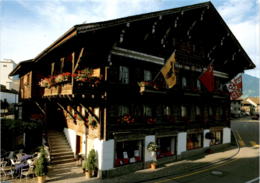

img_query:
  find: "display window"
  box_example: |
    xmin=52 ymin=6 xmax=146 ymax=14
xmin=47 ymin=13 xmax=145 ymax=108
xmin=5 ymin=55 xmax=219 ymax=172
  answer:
xmin=210 ymin=131 xmax=222 ymax=145
xmin=115 ymin=140 xmax=143 ymax=167
xmin=156 ymin=136 xmax=176 ymax=159
xmin=187 ymin=133 xmax=203 ymax=150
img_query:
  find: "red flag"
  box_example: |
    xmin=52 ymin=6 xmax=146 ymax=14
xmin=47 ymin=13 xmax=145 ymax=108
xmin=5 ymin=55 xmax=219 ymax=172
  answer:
xmin=226 ymin=74 xmax=242 ymax=100
xmin=199 ymin=65 xmax=214 ymax=92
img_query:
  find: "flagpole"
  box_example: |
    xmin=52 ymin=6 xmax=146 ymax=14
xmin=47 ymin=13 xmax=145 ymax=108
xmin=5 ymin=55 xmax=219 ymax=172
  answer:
xmin=153 ymin=71 xmax=161 ymax=82
xmin=153 ymin=49 xmax=176 ymax=82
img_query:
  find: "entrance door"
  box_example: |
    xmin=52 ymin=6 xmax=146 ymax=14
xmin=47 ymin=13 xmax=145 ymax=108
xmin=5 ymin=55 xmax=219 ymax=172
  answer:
xmin=76 ymin=135 xmax=82 ymax=155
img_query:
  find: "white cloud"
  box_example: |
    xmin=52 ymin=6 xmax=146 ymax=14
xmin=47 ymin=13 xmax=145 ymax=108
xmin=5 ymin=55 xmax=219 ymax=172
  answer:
xmin=1 ymin=0 xmax=259 ymax=78
xmin=216 ymin=0 xmax=259 ymax=78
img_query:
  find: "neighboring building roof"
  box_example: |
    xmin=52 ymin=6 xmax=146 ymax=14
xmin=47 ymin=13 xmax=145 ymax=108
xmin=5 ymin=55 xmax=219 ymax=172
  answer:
xmin=246 ymin=97 xmax=260 ymax=105
xmin=0 ymin=84 xmax=18 ymax=94
xmin=0 ymin=59 xmax=16 ymax=65
xmin=241 ymin=100 xmax=251 ymax=105
xmin=9 ymin=59 xmax=33 ymax=76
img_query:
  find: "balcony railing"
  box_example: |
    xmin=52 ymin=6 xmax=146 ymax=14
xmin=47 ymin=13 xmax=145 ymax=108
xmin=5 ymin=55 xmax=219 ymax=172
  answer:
xmin=43 ymin=83 xmax=73 ymax=96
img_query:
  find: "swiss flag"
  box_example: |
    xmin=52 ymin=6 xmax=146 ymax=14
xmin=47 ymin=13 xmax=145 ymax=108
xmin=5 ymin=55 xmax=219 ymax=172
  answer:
xmin=199 ymin=65 xmax=214 ymax=92
xmin=226 ymin=74 xmax=242 ymax=100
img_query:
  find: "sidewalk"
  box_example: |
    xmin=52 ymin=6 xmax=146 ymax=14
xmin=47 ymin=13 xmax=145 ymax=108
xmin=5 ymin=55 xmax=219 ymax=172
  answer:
xmin=91 ymin=146 xmax=239 ymax=183
xmin=1 ymin=146 xmax=239 ymax=183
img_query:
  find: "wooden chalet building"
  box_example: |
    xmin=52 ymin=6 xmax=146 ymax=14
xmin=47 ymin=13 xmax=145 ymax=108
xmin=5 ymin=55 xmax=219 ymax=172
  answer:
xmin=10 ymin=2 xmax=255 ymax=177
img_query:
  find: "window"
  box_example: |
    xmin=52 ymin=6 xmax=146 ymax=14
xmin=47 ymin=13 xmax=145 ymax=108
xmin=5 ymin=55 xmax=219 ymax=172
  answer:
xmin=187 ymin=133 xmax=203 ymax=150
xmin=3 ymin=64 xmax=7 ymax=67
xmin=182 ymin=77 xmax=187 ymax=88
xmin=209 ymin=107 xmax=213 ymax=116
xmin=181 ymin=105 xmax=187 ymax=117
xmin=210 ymin=131 xmax=222 ymax=145
xmin=156 ymin=137 xmax=176 ymax=158
xmin=163 ymin=106 xmax=171 ymax=116
xmin=118 ymin=105 xmax=129 ymax=116
xmin=115 ymin=140 xmax=143 ymax=167
xmin=196 ymin=106 xmax=201 ymax=116
xmin=119 ymin=66 xmax=129 ymax=84
xmin=196 ymin=79 xmax=201 ymax=90
xmin=144 ymin=70 xmax=152 ymax=81
xmin=143 ymin=105 xmax=152 ymax=117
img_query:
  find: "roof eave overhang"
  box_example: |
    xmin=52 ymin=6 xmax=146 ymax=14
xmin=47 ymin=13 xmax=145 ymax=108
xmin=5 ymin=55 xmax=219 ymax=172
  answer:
xmin=33 ymin=27 xmax=78 ymax=63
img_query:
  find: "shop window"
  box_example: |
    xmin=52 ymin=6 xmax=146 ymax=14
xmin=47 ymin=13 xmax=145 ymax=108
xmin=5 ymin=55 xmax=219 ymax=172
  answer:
xmin=156 ymin=137 xmax=176 ymax=159
xmin=144 ymin=70 xmax=152 ymax=81
xmin=115 ymin=140 xmax=142 ymax=167
xmin=210 ymin=131 xmax=222 ymax=145
xmin=119 ymin=66 xmax=129 ymax=84
xmin=187 ymin=133 xmax=203 ymax=150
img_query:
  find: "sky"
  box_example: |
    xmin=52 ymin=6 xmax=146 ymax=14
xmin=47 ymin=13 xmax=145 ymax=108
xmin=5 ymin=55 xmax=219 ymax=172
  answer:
xmin=0 ymin=0 xmax=259 ymax=78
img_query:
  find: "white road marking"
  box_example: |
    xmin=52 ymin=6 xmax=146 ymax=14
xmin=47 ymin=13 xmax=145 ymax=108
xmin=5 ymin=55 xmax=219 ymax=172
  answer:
xmin=245 ymin=177 xmax=260 ymax=183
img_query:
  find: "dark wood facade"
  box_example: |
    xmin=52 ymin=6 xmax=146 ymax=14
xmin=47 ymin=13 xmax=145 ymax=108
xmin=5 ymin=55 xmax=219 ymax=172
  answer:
xmin=10 ymin=1 xmax=255 ymax=174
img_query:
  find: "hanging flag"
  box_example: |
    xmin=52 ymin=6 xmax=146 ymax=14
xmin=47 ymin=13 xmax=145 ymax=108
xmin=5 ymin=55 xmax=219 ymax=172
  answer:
xmin=161 ymin=52 xmax=176 ymax=88
xmin=199 ymin=65 xmax=214 ymax=92
xmin=226 ymin=74 xmax=242 ymax=100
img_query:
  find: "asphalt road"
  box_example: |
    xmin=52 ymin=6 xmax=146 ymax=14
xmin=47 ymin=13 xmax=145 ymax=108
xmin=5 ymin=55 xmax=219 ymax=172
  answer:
xmin=145 ymin=118 xmax=260 ymax=183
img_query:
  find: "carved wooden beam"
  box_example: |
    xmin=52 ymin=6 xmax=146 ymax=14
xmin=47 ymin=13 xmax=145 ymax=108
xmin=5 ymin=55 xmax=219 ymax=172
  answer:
xmin=119 ymin=22 xmax=131 ymax=44
xmin=70 ymin=104 xmax=88 ymax=122
xmin=57 ymin=102 xmax=74 ymax=119
xmin=71 ymin=52 xmax=75 ymax=87
xmin=35 ymin=102 xmax=46 ymax=115
xmin=73 ymin=48 xmax=85 ymax=73
xmin=80 ymin=103 xmax=99 ymax=122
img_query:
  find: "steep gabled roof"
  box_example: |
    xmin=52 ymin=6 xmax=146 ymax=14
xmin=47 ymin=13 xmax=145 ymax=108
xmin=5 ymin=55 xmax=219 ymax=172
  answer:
xmin=9 ymin=59 xmax=33 ymax=76
xmin=11 ymin=1 xmax=255 ymax=76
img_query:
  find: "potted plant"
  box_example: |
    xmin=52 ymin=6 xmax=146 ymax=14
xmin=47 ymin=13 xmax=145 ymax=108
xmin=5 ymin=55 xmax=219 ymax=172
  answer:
xmin=147 ymin=142 xmax=158 ymax=169
xmin=82 ymin=149 xmax=97 ymax=178
xmin=34 ymin=147 xmax=48 ymax=183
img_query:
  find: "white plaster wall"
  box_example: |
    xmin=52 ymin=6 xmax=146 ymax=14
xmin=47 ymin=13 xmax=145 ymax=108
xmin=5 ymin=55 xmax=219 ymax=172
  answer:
xmin=81 ymin=134 xmax=86 ymax=155
xmin=63 ymin=128 xmax=76 ymax=154
xmin=177 ymin=132 xmax=187 ymax=155
xmin=203 ymin=129 xmax=211 ymax=148
xmin=223 ymin=127 xmax=231 ymax=144
xmin=93 ymin=139 xmax=115 ymax=170
xmin=144 ymin=135 xmax=155 ymax=162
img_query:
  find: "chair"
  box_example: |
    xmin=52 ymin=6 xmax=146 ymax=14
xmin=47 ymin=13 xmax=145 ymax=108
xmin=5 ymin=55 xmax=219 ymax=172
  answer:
xmin=10 ymin=158 xmax=21 ymax=166
xmin=16 ymin=153 xmax=24 ymax=162
xmin=7 ymin=151 xmax=15 ymax=159
xmin=0 ymin=161 xmax=14 ymax=178
xmin=20 ymin=165 xmax=35 ymax=180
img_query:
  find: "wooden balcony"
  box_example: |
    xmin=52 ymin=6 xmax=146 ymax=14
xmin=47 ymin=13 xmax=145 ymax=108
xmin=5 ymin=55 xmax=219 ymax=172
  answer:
xmin=43 ymin=83 xmax=73 ymax=96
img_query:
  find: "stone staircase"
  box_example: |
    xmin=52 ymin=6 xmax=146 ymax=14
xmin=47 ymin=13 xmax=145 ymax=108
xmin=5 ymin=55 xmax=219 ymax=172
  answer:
xmin=48 ymin=130 xmax=75 ymax=165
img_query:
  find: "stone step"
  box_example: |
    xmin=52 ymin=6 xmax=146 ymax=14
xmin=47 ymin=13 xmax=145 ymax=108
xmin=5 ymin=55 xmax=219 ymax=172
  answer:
xmin=51 ymin=147 xmax=72 ymax=152
xmin=51 ymin=158 xmax=75 ymax=164
xmin=48 ymin=130 xmax=74 ymax=165
xmin=51 ymin=151 xmax=74 ymax=157
xmin=51 ymin=154 xmax=74 ymax=161
xmin=50 ymin=142 xmax=70 ymax=146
